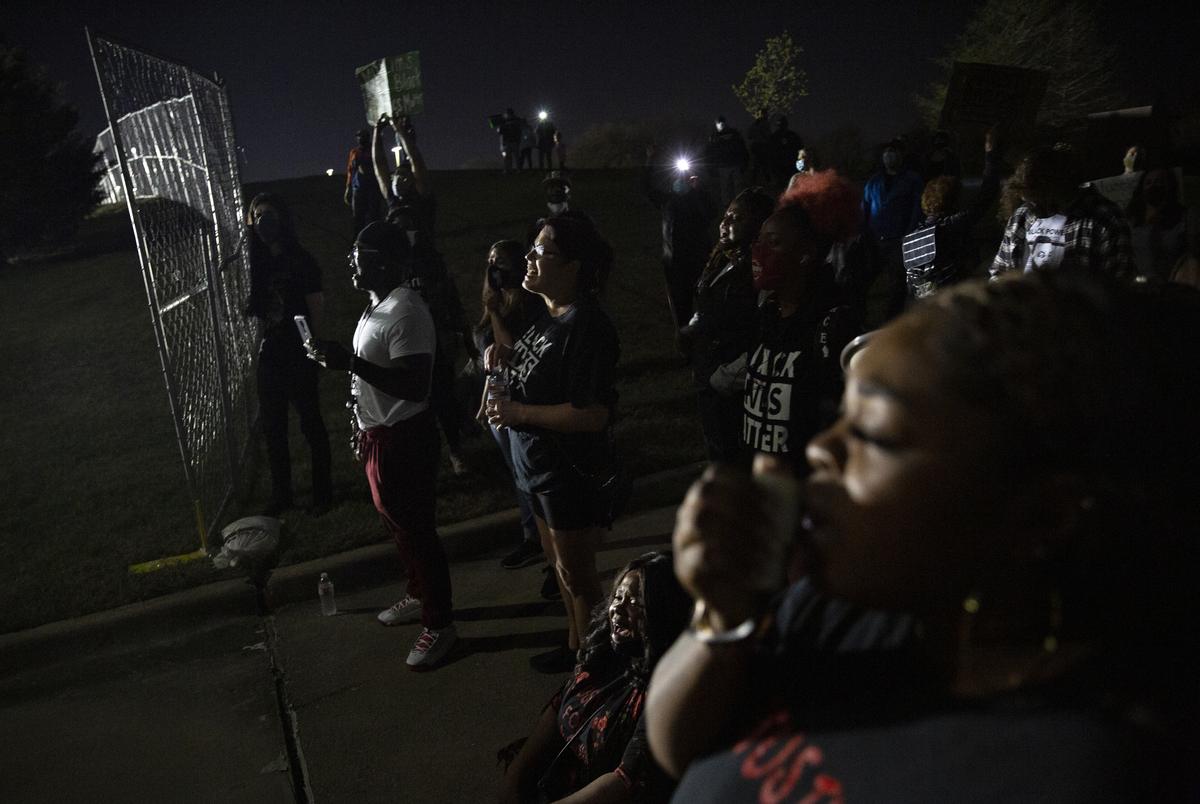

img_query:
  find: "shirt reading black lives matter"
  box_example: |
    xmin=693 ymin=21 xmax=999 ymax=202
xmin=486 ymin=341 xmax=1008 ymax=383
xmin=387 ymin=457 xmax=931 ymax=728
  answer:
xmin=742 ymin=298 xmax=856 ymax=462
xmin=506 ymin=301 xmax=619 ymax=494
xmin=670 ymin=580 xmax=1168 ymax=803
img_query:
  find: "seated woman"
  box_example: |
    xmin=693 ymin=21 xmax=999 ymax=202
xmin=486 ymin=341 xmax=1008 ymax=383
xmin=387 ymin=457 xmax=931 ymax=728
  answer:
xmin=647 ymin=271 xmax=1200 ymax=801
xmin=500 ymin=551 xmax=692 ymax=803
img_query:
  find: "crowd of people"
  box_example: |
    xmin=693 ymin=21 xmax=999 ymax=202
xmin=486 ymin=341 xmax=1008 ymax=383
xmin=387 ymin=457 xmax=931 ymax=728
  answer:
xmin=241 ymin=109 xmax=1199 ymax=800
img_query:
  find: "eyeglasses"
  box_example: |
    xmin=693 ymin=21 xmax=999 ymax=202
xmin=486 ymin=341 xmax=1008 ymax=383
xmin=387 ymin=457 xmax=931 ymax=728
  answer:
xmin=529 ymin=242 xmax=561 ymax=260
xmin=347 ymin=246 xmax=382 ymax=269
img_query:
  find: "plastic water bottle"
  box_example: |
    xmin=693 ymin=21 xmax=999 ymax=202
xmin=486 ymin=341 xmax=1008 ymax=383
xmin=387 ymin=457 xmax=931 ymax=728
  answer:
xmin=486 ymin=370 xmax=510 ymax=404
xmin=318 ymin=572 xmax=337 ymax=616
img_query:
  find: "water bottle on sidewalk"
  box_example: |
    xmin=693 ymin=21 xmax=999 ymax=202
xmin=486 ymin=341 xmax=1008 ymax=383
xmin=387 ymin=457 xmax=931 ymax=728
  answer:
xmin=318 ymin=572 xmax=337 ymax=616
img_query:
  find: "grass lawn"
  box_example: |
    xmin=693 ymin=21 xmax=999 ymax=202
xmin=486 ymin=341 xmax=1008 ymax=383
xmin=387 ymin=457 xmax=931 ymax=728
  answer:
xmin=0 ymin=168 xmax=705 ymax=634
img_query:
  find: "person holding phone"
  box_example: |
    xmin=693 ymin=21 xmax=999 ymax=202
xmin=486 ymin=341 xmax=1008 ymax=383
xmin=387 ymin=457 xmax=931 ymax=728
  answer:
xmin=307 ymin=222 xmax=457 ymax=669
xmin=243 ymin=192 xmax=333 ymax=516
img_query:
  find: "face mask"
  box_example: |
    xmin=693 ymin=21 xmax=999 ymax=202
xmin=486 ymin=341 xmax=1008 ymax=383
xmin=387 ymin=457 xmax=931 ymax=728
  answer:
xmin=715 ymin=122 xmax=725 ymax=132
xmin=882 ymin=151 xmax=901 ymax=172
xmin=795 ymin=159 xmax=806 ymax=173
xmin=547 ymin=201 xmax=568 ymax=215
xmin=406 ymin=230 xmax=418 ymax=246
xmin=487 ymin=265 xmax=505 ymax=291
xmin=254 ymin=212 xmax=281 ymax=243
xmin=751 ymin=241 xmax=788 ymax=291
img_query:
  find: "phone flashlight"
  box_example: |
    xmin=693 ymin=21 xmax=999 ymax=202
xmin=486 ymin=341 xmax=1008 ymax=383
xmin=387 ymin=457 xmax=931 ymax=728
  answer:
xmin=675 ymin=158 xmax=692 ymax=173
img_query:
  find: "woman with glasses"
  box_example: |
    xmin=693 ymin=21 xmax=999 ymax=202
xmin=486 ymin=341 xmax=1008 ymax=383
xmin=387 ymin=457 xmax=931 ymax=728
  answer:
xmin=485 ymin=216 xmax=620 ymax=674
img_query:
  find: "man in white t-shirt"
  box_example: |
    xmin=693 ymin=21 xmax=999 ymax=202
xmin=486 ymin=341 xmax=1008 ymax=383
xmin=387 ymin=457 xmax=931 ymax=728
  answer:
xmin=308 ymin=222 xmax=456 ymax=669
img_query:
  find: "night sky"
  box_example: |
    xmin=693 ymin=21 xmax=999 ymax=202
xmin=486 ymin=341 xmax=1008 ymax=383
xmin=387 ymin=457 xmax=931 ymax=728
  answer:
xmin=2 ymin=0 xmax=1191 ymax=182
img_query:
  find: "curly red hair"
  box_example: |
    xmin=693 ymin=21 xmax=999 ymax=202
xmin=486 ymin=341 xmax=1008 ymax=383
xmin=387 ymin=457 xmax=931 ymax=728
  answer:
xmin=775 ymin=169 xmax=861 ymax=248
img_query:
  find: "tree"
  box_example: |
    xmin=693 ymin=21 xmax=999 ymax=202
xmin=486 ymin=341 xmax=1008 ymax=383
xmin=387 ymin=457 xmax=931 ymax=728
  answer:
xmin=732 ymin=31 xmax=808 ymax=119
xmin=915 ymin=0 xmax=1125 ymax=129
xmin=0 ymin=46 xmax=102 ymax=262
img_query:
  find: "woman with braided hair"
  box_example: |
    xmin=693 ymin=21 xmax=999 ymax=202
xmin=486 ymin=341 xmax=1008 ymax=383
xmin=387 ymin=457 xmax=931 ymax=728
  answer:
xmin=647 ymin=271 xmax=1200 ymax=801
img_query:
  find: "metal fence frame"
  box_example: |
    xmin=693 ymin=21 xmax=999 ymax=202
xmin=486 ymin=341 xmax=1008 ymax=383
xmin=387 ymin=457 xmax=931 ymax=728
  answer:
xmin=87 ymin=30 xmax=256 ymax=566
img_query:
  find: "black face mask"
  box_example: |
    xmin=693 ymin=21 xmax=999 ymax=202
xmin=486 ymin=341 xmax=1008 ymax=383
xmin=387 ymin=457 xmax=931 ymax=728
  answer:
xmin=254 ymin=212 xmax=281 ymax=243
xmin=487 ymin=264 xmax=521 ymax=291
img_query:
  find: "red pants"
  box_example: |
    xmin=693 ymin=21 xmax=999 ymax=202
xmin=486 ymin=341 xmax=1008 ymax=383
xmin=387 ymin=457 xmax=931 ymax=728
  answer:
xmin=361 ymin=409 xmax=452 ymax=628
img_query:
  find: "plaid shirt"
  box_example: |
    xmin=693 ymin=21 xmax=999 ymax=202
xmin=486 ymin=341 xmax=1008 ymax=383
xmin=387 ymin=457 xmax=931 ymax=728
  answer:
xmin=990 ymin=187 xmax=1135 ymax=280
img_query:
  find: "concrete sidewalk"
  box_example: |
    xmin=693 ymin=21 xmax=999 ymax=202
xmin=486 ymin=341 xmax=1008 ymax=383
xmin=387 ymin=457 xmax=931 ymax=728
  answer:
xmin=0 ymin=464 xmax=700 ymax=803
xmin=274 ymin=505 xmax=676 ymax=803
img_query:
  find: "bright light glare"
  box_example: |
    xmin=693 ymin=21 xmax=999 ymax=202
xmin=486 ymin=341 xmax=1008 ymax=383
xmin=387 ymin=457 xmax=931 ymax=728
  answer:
xmin=675 ymin=158 xmax=691 ymax=173
xmin=325 ymin=168 xmax=335 ymax=177
xmin=538 ymin=110 xmax=548 ymax=120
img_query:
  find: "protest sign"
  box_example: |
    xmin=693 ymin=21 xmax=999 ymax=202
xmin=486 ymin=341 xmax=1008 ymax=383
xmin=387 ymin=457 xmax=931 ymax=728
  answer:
xmin=356 ymin=52 xmax=423 ymax=125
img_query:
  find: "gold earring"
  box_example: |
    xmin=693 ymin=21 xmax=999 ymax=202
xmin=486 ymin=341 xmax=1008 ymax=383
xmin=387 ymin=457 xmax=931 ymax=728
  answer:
xmin=1043 ymin=590 xmax=1062 ymax=654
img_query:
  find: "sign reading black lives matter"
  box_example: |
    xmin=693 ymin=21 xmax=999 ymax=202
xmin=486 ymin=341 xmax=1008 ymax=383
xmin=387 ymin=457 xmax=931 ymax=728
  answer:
xmin=356 ymin=51 xmax=423 ymax=125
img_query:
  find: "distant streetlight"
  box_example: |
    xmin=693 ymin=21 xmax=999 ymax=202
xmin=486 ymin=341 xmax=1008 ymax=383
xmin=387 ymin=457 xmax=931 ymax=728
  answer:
xmin=538 ymin=110 xmax=549 ymax=121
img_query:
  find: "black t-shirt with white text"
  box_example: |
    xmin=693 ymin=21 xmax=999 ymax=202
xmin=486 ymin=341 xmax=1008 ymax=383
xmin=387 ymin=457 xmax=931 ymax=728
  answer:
xmin=506 ymin=300 xmax=619 ymax=494
xmin=742 ymin=295 xmax=856 ymax=465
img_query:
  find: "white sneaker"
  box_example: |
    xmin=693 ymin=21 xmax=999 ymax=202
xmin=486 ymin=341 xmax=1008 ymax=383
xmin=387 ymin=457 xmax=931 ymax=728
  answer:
xmin=406 ymin=625 xmax=458 ymax=669
xmin=377 ymin=595 xmax=421 ymax=626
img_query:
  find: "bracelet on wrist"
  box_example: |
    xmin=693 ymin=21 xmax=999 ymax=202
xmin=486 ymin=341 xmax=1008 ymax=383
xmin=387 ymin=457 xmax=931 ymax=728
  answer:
xmin=688 ymin=600 xmax=763 ymax=645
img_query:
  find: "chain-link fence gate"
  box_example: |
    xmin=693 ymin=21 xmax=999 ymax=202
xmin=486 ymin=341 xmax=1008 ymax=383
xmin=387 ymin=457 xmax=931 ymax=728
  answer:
xmin=88 ymin=31 xmax=258 ymax=570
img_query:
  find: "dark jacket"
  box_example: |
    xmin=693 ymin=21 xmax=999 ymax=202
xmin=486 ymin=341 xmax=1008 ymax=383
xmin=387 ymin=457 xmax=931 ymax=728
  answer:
xmin=903 ymin=152 xmax=1001 ymax=298
xmin=684 ymin=248 xmax=758 ymax=387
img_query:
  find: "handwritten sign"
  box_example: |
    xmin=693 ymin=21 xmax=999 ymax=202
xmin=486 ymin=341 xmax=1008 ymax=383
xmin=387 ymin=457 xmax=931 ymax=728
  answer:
xmin=356 ymin=52 xmax=423 ymax=125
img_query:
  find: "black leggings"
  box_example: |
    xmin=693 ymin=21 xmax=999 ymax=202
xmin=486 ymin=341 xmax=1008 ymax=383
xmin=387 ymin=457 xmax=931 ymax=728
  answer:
xmin=257 ymin=344 xmax=332 ymax=506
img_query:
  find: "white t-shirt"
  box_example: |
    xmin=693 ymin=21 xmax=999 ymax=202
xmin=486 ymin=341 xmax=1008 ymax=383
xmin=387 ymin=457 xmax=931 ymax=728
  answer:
xmin=1023 ymin=214 xmax=1068 ymax=272
xmin=351 ymin=286 xmax=435 ymax=428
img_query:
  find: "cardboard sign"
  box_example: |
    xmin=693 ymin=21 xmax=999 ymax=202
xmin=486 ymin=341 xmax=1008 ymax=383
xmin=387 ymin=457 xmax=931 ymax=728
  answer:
xmin=356 ymin=52 xmax=423 ymax=125
xmin=940 ymin=62 xmax=1049 ymax=133
xmin=1088 ymin=167 xmax=1183 ymax=210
